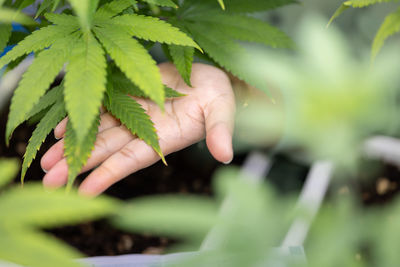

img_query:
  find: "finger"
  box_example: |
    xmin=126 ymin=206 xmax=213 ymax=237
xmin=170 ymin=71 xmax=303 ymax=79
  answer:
xmin=40 ymin=139 xmax=64 ymax=172
xmin=44 ymin=113 xmax=122 ymax=171
xmin=42 ymin=125 xmax=135 ymax=188
xmin=42 ymin=158 xmax=68 ymax=188
xmin=54 ymin=113 xmax=120 ymax=139
xmin=158 ymin=62 xmax=181 ymax=88
xmin=78 ymin=138 xmax=164 ymax=196
xmin=204 ymin=93 xmax=236 ymax=164
xmin=54 ymin=118 xmax=68 ymax=139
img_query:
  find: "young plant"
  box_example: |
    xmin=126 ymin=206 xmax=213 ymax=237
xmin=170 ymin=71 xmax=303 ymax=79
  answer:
xmin=0 ymin=158 xmax=118 ymax=267
xmin=112 ymin=167 xmax=295 ymax=266
xmin=111 ymin=166 xmax=400 ymax=267
xmin=0 ymin=0 xmax=295 ymax=190
xmin=236 ymin=15 xmax=400 ymax=167
xmin=329 ymin=0 xmax=400 ymax=61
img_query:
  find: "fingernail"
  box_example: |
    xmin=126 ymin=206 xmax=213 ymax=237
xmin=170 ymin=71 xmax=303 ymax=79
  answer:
xmin=223 ymin=159 xmax=232 ymax=165
xmin=42 ymin=167 xmax=48 ymax=174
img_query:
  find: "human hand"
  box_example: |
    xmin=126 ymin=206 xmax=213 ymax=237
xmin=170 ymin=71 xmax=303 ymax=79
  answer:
xmin=40 ymin=63 xmax=235 ymax=196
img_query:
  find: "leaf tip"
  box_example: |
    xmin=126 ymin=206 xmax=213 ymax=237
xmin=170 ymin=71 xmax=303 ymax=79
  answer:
xmin=160 ymin=153 xmax=167 ymax=166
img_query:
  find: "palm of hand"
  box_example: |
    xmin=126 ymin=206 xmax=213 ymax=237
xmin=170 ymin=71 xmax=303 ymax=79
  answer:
xmin=41 ymin=63 xmax=235 ymax=196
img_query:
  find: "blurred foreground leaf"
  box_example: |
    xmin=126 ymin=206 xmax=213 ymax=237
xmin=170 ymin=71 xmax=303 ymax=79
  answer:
xmin=113 ymin=167 xmax=295 ymax=266
xmin=0 ymin=159 xmax=119 ymax=267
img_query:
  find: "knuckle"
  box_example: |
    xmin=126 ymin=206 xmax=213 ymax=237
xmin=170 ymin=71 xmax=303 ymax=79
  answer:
xmin=119 ymin=146 xmax=139 ymax=163
xmin=94 ymin=134 xmax=110 ymax=153
xmin=98 ymin=164 xmax=116 ymax=180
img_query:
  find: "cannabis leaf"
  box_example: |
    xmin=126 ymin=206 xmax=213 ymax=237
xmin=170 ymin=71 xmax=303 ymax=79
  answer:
xmin=330 ymin=0 xmax=400 ymax=60
xmin=105 ymin=14 xmax=201 ymax=49
xmin=0 ymin=181 xmax=117 ymax=267
xmin=94 ymin=0 xmax=136 ymax=18
xmin=0 ymin=25 xmax=77 ymax=69
xmin=0 ymin=159 xmax=19 ymax=189
xmin=35 ymin=0 xmax=63 ymax=17
xmin=26 ymin=85 xmax=64 ymax=123
xmin=0 ymin=23 xmax=12 ymax=53
xmin=328 ymin=0 xmax=396 ymax=26
xmin=104 ymin=84 xmax=166 ymax=164
xmin=168 ymin=44 xmax=194 ymax=86
xmin=181 ymin=0 xmax=297 ymax=14
xmin=35 ymin=0 xmax=54 ymax=18
xmin=111 ymin=69 xmax=184 ymax=98
xmin=68 ymin=0 xmax=99 ymax=32
xmin=372 ymin=7 xmax=400 ymax=60
xmin=64 ymin=32 xmax=107 ymax=142
xmin=94 ymin=25 xmax=165 ymax=107
xmin=21 ymin=99 xmax=66 ymax=183
xmin=5 ymin=33 xmax=78 ymax=144
xmin=217 ymin=0 xmax=225 ymax=10
xmin=0 ymin=7 xmax=36 ymax=25
xmin=189 ymin=12 xmax=294 ymax=48
xmin=184 ymin=22 xmax=275 ymax=97
xmin=64 ymin=117 xmax=100 ymax=192
xmin=45 ymin=13 xmax=79 ymax=26
xmin=140 ymin=0 xmax=178 ymax=8
xmin=176 ymin=2 xmax=294 ymax=96
xmin=0 ymin=159 xmax=117 ymax=267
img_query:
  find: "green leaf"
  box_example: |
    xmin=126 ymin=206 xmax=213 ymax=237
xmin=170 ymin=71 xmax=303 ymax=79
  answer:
xmin=0 ymin=25 xmax=78 ymax=69
xmin=94 ymin=25 xmax=165 ymax=107
xmin=35 ymin=0 xmax=53 ymax=18
xmin=0 ymin=184 xmax=116 ymax=227
xmin=105 ymin=86 xmax=166 ymax=163
xmin=21 ymin=100 xmax=66 ymax=183
xmin=16 ymin=0 xmax=36 ymax=10
xmin=108 ymin=14 xmax=200 ymax=50
xmin=95 ymin=0 xmax=136 ymax=19
xmin=168 ymin=44 xmax=194 ymax=86
xmin=182 ymin=0 xmax=297 ymax=14
xmin=344 ymin=0 xmax=396 ymax=8
xmin=328 ymin=0 xmax=397 ymax=26
xmin=111 ymin=69 xmax=183 ymax=98
xmin=45 ymin=13 xmax=79 ymax=26
xmin=190 ymin=13 xmax=294 ymax=48
xmin=26 ymin=85 xmax=64 ymax=120
xmin=64 ymin=32 xmax=107 ymax=142
xmin=0 ymin=23 xmax=12 ymax=53
xmin=372 ymin=7 xmax=400 ymax=61
xmin=328 ymin=4 xmax=350 ymax=27
xmin=217 ymin=0 xmax=225 ymax=10
xmin=6 ymin=34 xmax=76 ymax=144
xmin=225 ymin=0 xmax=297 ymax=12
xmin=68 ymin=0 xmax=99 ymax=32
xmin=140 ymin=0 xmax=177 ymax=8
xmin=113 ymin=196 xmax=217 ymax=238
xmin=0 ymin=228 xmax=81 ymax=267
xmin=186 ymin=22 xmax=272 ymax=96
xmin=64 ymin=117 xmax=100 ymax=191
xmin=164 ymin=85 xmax=185 ymax=97
xmin=52 ymin=0 xmax=61 ymax=11
xmin=0 ymin=7 xmax=37 ymax=25
xmin=0 ymin=183 xmax=117 ymax=267
xmin=0 ymin=159 xmax=19 ymax=189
